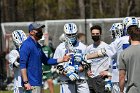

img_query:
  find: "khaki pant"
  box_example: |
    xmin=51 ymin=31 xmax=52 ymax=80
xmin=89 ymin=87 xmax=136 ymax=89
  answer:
xmin=24 ymin=86 xmax=42 ymax=93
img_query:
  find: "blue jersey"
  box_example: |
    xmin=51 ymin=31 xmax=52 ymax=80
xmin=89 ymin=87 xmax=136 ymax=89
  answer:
xmin=20 ymin=36 xmax=57 ymax=86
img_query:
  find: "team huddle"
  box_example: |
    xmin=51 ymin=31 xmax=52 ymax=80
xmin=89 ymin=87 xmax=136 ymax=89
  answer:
xmin=6 ymin=17 xmax=140 ymax=93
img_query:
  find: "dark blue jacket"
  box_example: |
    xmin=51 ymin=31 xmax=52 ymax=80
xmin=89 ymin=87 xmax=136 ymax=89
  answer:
xmin=20 ymin=36 xmax=57 ymax=86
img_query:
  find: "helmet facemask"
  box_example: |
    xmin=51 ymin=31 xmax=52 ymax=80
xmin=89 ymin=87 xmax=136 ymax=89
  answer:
xmin=110 ymin=23 xmax=123 ymax=40
xmin=65 ymin=33 xmax=77 ymax=45
xmin=115 ymin=28 xmax=124 ymax=38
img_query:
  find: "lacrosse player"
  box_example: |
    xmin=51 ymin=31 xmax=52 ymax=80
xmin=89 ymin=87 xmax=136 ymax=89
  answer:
xmin=83 ymin=17 xmax=139 ymax=93
xmin=85 ymin=25 xmax=111 ymax=93
xmin=100 ymin=23 xmax=124 ymax=93
xmin=86 ymin=17 xmax=139 ymax=60
xmin=53 ymin=23 xmax=90 ymax=93
xmin=6 ymin=30 xmax=27 ymax=93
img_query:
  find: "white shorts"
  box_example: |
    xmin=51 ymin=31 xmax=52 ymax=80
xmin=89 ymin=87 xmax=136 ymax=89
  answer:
xmin=14 ymin=87 xmax=24 ymax=93
xmin=60 ymin=80 xmax=90 ymax=93
xmin=24 ymin=86 xmax=42 ymax=93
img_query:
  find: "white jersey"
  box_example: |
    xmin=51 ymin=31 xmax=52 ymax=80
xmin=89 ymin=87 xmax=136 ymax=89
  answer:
xmin=105 ymin=36 xmax=129 ymax=59
xmin=106 ymin=36 xmax=129 ymax=82
xmin=53 ymin=41 xmax=87 ymax=81
xmin=6 ymin=50 xmax=22 ymax=88
xmin=86 ymin=41 xmax=110 ymax=77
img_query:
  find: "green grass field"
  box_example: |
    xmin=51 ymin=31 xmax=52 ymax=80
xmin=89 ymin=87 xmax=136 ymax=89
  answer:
xmin=0 ymin=85 xmax=60 ymax=93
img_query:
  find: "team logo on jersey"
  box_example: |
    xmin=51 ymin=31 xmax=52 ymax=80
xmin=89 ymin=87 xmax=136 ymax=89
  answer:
xmin=122 ymin=44 xmax=130 ymax=50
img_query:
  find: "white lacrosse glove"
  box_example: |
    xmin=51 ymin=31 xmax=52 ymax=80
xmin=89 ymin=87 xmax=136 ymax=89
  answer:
xmin=6 ymin=50 xmax=20 ymax=69
xmin=66 ymin=72 xmax=79 ymax=81
xmin=64 ymin=65 xmax=79 ymax=81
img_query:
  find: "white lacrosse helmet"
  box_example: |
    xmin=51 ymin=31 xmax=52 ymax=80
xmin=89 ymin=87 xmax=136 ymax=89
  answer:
xmin=64 ymin=23 xmax=78 ymax=35
xmin=110 ymin=23 xmax=123 ymax=39
xmin=12 ymin=30 xmax=27 ymax=48
xmin=123 ymin=17 xmax=139 ymax=34
xmin=64 ymin=23 xmax=78 ymax=44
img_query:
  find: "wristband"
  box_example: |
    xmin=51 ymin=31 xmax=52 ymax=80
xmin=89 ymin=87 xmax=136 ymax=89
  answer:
xmin=23 ymin=81 xmax=28 ymax=84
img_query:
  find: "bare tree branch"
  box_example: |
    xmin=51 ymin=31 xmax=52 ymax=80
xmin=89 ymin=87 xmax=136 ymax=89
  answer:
xmin=127 ymin=0 xmax=133 ymax=16
xmin=78 ymin=0 xmax=85 ymax=18
xmin=99 ymin=0 xmax=103 ymax=16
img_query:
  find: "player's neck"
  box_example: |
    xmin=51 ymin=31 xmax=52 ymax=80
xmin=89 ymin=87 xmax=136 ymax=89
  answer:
xmin=94 ymin=40 xmax=101 ymax=46
xmin=31 ymin=35 xmax=38 ymax=42
xmin=131 ymin=40 xmax=140 ymax=45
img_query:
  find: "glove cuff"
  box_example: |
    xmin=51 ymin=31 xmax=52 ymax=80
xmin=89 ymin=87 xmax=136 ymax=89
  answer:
xmin=74 ymin=65 xmax=79 ymax=72
xmin=66 ymin=71 xmax=73 ymax=77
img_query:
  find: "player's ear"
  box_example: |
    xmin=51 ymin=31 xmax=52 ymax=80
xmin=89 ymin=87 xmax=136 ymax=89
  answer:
xmin=30 ymin=30 xmax=35 ymax=36
xmin=128 ymin=36 xmax=131 ymax=44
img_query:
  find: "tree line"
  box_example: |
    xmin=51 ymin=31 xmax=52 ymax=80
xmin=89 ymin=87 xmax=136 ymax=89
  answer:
xmin=1 ymin=0 xmax=140 ymax=22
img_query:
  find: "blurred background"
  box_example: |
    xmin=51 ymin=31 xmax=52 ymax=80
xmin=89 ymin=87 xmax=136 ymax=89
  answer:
xmin=0 ymin=0 xmax=140 ymax=92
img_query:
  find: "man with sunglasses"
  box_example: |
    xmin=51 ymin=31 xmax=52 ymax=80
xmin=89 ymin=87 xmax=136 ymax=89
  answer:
xmin=20 ymin=22 xmax=70 ymax=93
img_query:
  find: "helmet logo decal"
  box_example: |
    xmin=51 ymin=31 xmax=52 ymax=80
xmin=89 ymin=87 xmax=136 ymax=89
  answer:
xmin=17 ymin=31 xmax=22 ymax=42
xmin=132 ymin=18 xmax=136 ymax=24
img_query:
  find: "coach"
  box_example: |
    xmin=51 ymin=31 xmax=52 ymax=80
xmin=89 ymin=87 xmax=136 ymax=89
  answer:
xmin=119 ymin=27 xmax=140 ymax=93
xmin=20 ymin=22 xmax=70 ymax=93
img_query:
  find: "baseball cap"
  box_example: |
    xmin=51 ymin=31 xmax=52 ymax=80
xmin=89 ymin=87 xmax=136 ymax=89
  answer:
xmin=28 ymin=22 xmax=45 ymax=32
